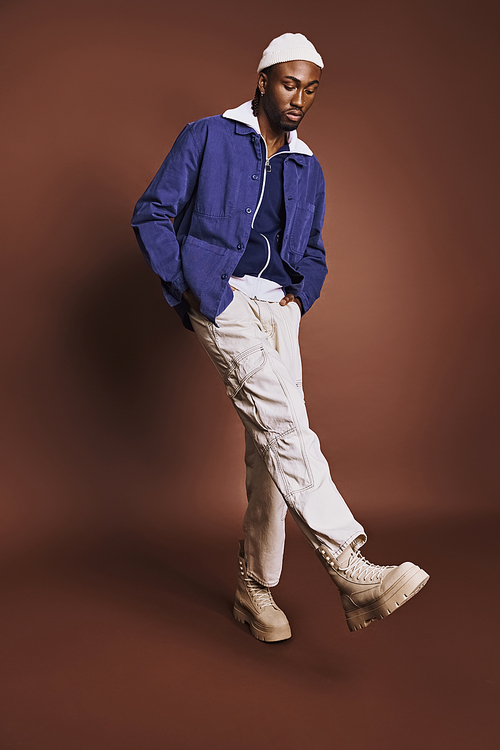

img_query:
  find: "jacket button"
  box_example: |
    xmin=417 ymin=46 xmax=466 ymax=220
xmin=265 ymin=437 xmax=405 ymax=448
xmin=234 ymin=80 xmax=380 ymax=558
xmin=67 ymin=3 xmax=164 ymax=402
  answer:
xmin=237 ymin=243 xmax=243 ymax=250
xmin=245 ymin=207 xmax=252 ymax=214
xmin=251 ymin=174 xmax=258 ymax=180
xmin=221 ymin=273 xmax=228 ymax=280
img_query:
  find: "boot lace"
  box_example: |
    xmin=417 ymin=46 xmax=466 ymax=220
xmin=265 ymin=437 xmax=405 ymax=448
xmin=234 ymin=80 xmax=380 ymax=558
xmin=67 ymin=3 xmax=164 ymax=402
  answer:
xmin=343 ymin=551 xmax=392 ymax=582
xmin=245 ymin=576 xmax=275 ymax=608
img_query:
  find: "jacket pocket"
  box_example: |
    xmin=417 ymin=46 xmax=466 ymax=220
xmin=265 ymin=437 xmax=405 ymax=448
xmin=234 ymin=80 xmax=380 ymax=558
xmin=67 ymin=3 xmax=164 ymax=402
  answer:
xmin=180 ymin=235 xmax=227 ymax=297
xmin=193 ymin=164 xmax=242 ymax=218
xmin=288 ymin=202 xmax=315 ymax=258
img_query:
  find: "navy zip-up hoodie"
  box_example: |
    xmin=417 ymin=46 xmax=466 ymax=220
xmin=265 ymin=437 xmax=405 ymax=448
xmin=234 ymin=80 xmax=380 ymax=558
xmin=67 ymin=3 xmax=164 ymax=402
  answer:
xmin=233 ymin=141 xmax=291 ymax=286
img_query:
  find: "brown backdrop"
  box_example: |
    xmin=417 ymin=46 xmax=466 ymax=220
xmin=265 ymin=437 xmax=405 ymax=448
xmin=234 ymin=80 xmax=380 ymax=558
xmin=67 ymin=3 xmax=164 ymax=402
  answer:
xmin=0 ymin=1 xmax=499 ymax=748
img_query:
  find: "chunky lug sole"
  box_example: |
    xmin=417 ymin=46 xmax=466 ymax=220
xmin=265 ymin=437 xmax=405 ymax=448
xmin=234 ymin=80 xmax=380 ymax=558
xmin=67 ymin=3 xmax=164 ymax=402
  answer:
xmin=343 ymin=566 xmax=430 ymax=632
xmin=233 ymin=603 xmax=292 ymax=642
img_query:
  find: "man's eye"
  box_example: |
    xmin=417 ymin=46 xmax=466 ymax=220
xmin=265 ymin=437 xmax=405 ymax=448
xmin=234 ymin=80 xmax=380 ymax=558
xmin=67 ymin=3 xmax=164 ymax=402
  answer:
xmin=284 ymin=85 xmax=295 ymax=91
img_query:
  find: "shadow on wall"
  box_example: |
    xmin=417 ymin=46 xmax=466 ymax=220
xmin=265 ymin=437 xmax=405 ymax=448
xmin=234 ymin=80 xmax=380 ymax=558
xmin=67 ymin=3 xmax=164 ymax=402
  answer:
xmin=0 ymin=170 xmax=242 ymax=559
xmin=64 ymin=246 xmax=191 ymax=445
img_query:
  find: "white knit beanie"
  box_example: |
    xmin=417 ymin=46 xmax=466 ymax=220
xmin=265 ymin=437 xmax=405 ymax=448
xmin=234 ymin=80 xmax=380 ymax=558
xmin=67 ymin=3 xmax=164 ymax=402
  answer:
xmin=257 ymin=33 xmax=324 ymax=73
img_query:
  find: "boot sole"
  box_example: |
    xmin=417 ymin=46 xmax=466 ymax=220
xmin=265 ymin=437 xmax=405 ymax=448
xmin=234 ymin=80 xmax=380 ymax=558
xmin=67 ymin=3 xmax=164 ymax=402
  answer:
xmin=344 ymin=566 xmax=430 ymax=632
xmin=233 ymin=604 xmax=292 ymax=642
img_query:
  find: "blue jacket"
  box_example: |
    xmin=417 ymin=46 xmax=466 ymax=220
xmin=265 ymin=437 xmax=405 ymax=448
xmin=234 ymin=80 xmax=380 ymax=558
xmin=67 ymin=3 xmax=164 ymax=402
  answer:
xmin=131 ymin=101 xmax=328 ymax=329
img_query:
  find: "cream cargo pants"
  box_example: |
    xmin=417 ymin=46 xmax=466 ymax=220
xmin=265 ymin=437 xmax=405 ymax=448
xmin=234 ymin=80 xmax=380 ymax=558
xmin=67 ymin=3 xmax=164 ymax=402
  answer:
xmin=188 ymin=289 xmax=366 ymax=587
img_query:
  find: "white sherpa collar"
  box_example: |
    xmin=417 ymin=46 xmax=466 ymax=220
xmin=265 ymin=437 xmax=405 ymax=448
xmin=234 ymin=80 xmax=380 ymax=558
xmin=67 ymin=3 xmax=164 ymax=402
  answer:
xmin=222 ymin=101 xmax=313 ymax=157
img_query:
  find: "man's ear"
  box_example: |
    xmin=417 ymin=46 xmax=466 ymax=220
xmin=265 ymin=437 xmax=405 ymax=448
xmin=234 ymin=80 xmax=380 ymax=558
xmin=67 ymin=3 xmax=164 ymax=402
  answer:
xmin=258 ymin=72 xmax=268 ymax=96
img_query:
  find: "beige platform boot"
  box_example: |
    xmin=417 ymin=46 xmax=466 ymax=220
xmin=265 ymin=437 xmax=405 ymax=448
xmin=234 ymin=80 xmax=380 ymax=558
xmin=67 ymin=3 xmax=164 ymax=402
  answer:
xmin=233 ymin=541 xmax=292 ymax=642
xmin=317 ymin=543 xmax=429 ymax=631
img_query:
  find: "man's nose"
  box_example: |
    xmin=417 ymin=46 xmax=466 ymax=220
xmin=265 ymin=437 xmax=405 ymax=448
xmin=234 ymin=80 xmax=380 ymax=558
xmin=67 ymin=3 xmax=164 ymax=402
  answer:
xmin=290 ymin=89 xmax=305 ymax=108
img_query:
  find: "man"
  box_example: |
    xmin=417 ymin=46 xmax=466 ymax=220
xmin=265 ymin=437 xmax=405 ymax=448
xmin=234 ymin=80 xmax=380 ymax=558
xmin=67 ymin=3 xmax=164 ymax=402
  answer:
xmin=132 ymin=33 xmax=429 ymax=641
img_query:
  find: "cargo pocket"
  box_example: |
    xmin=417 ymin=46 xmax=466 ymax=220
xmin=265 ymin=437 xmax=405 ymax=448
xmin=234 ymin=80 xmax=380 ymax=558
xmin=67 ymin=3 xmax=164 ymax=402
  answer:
xmin=224 ymin=345 xmax=266 ymax=398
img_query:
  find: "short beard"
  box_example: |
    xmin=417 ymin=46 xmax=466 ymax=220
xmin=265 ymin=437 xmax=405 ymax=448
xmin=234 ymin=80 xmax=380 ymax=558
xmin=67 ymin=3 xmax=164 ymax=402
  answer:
xmin=263 ymin=97 xmax=301 ymax=132
xmin=279 ymin=121 xmax=299 ymax=132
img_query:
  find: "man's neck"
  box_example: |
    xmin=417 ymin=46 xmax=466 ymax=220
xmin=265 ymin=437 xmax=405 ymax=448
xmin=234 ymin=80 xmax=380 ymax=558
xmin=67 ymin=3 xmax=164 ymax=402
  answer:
xmin=257 ymin=113 xmax=288 ymax=157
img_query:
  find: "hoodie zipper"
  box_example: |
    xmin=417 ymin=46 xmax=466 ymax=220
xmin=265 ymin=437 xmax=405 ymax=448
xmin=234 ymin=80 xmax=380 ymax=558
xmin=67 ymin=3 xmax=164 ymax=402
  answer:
xmin=252 ymin=140 xmax=282 ymax=278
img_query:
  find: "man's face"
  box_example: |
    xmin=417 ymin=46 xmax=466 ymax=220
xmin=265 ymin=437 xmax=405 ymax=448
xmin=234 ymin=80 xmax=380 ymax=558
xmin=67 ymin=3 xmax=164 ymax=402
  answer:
xmin=259 ymin=60 xmax=321 ymax=132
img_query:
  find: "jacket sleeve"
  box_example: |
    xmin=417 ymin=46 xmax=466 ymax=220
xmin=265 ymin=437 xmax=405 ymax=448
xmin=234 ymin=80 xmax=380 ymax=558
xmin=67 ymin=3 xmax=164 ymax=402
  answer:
xmin=131 ymin=123 xmax=202 ymax=306
xmin=286 ymin=164 xmax=328 ymax=313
